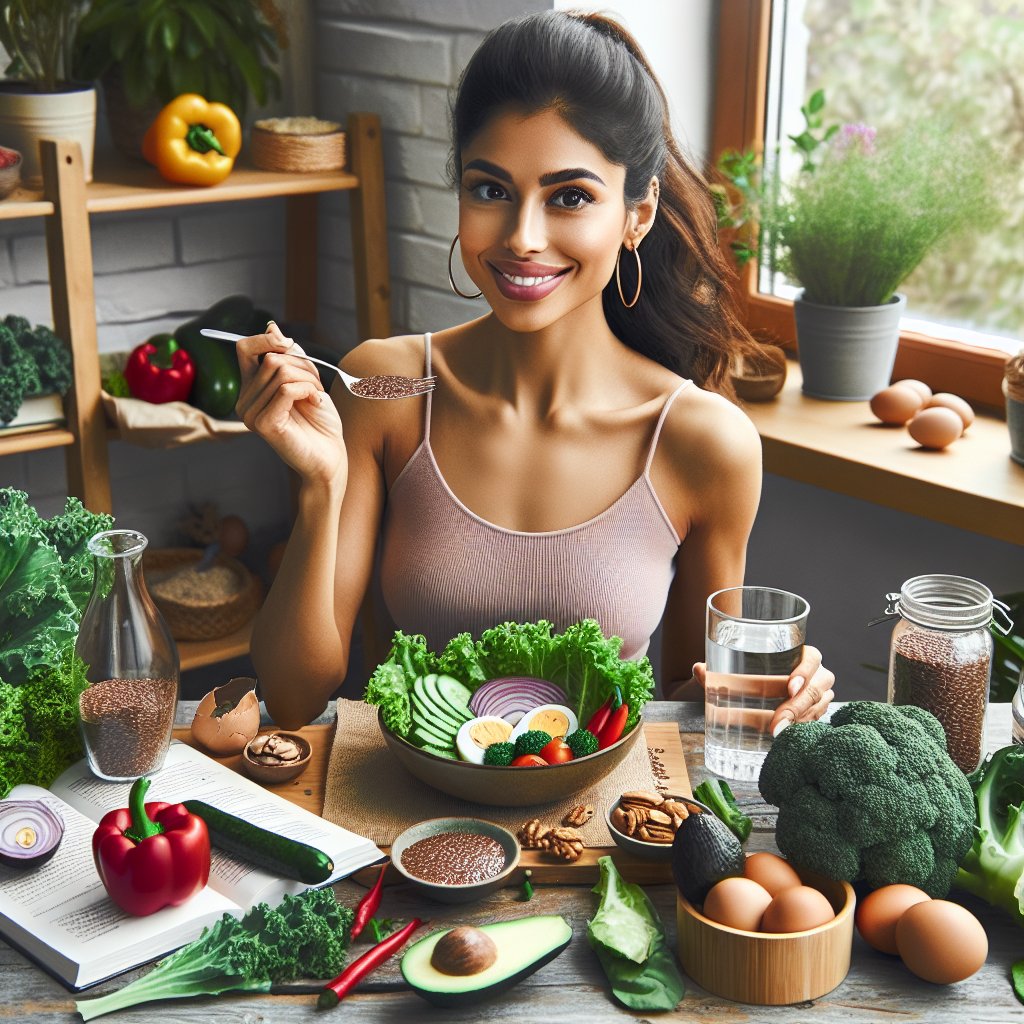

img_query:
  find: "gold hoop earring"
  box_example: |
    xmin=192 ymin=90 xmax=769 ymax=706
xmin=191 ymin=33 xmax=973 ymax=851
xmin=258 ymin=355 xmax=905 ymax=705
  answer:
xmin=447 ymin=234 xmax=483 ymax=299
xmin=616 ymin=244 xmax=642 ymax=308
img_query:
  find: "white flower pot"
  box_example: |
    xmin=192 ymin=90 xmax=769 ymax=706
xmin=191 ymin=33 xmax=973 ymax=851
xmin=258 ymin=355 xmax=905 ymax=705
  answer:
xmin=794 ymin=291 xmax=907 ymax=401
xmin=0 ymin=84 xmax=96 ymax=188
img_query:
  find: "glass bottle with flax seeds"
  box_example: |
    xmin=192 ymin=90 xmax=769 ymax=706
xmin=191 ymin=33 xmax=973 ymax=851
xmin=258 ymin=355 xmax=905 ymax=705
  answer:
xmin=888 ymin=573 xmax=1007 ymax=770
xmin=75 ymin=530 xmax=180 ymax=781
xmin=886 ymin=575 xmax=1009 ymax=774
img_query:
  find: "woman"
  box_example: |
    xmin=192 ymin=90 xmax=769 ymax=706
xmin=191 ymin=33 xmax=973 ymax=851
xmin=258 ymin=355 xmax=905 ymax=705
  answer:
xmin=235 ymin=10 xmax=834 ymax=730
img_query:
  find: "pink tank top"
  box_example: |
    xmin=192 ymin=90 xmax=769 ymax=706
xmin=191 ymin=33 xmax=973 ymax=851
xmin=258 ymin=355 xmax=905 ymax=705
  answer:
xmin=379 ymin=334 xmax=688 ymax=659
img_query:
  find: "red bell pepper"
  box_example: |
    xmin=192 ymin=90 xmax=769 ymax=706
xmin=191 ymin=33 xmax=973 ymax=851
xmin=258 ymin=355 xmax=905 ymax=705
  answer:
xmin=124 ymin=333 xmax=196 ymax=404
xmin=92 ymin=776 xmax=211 ymax=917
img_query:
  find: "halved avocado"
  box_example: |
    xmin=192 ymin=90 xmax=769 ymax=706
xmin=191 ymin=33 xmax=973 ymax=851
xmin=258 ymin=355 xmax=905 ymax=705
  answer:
xmin=401 ymin=915 xmax=572 ymax=1006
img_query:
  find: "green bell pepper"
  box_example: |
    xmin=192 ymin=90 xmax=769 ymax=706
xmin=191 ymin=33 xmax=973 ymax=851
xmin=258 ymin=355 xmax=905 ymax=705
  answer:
xmin=174 ymin=296 xmax=273 ymax=418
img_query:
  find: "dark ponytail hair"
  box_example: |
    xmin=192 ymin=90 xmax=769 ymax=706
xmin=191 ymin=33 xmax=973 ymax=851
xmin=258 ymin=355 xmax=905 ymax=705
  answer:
xmin=449 ymin=10 xmax=756 ymax=393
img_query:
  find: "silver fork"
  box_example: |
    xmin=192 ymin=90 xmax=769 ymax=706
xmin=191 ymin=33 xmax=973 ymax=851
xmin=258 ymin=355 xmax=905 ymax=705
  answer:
xmin=200 ymin=329 xmax=437 ymax=400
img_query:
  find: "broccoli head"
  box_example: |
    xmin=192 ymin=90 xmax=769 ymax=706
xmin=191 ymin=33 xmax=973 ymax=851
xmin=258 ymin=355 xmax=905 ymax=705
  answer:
xmin=514 ymin=729 xmax=552 ymax=756
xmin=483 ymin=741 xmax=515 ymax=766
xmin=565 ymin=728 xmax=599 ymax=758
xmin=953 ymin=743 xmax=1024 ymax=925
xmin=759 ymin=700 xmax=974 ymax=897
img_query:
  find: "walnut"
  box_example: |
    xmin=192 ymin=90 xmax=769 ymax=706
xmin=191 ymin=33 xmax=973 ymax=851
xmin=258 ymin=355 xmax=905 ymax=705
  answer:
xmin=517 ymin=818 xmax=549 ymax=850
xmin=563 ymin=804 xmax=594 ymax=828
xmin=539 ymin=827 xmax=584 ymax=862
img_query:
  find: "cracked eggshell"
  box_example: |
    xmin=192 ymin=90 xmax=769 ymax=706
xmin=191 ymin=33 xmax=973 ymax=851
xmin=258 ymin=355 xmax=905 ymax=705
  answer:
xmin=191 ymin=676 xmax=261 ymax=755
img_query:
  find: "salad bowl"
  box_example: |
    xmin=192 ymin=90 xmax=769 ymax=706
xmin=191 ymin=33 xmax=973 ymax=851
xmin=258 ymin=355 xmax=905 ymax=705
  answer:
xmin=377 ymin=708 xmax=644 ymax=806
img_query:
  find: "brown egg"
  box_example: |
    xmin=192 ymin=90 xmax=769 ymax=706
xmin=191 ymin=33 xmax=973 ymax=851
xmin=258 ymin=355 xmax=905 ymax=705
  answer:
xmin=761 ymin=884 xmax=835 ymax=933
xmin=743 ymin=852 xmax=803 ymax=897
xmin=855 ymin=884 xmax=931 ymax=954
xmin=895 ymin=899 xmax=988 ymax=984
xmin=926 ymin=392 xmax=975 ymax=430
xmin=907 ymin=406 xmax=963 ymax=449
xmin=894 ymin=378 xmax=933 ymax=401
xmin=870 ymin=384 xmax=925 ymax=425
xmin=191 ymin=676 xmax=261 ymax=755
xmin=702 ymin=876 xmax=773 ymax=932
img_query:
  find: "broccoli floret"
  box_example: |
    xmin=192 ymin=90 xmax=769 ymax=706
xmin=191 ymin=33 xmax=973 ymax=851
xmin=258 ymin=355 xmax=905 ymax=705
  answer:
xmin=514 ymin=729 xmax=552 ymax=756
xmin=759 ymin=701 xmax=974 ymax=897
xmin=693 ymin=778 xmax=752 ymax=842
xmin=953 ymin=744 xmax=1024 ymax=924
xmin=483 ymin=741 xmax=515 ymax=766
xmin=565 ymin=728 xmax=599 ymax=758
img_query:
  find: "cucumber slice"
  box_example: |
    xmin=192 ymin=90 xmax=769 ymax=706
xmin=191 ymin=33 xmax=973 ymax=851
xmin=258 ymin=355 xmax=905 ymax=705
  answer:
xmin=420 ymin=744 xmax=457 ymax=760
xmin=411 ymin=722 xmax=456 ymax=750
xmin=427 ymin=674 xmax=473 ymax=721
xmin=411 ymin=682 xmax=463 ymax=736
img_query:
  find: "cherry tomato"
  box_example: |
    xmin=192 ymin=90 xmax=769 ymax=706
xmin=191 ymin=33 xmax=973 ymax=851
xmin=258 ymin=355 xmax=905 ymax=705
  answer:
xmin=538 ymin=738 xmax=574 ymax=764
xmin=510 ymin=754 xmax=547 ymax=767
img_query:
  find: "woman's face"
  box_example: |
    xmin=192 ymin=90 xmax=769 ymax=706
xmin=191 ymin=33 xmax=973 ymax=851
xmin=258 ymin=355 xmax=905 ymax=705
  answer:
xmin=457 ymin=107 xmax=649 ymax=335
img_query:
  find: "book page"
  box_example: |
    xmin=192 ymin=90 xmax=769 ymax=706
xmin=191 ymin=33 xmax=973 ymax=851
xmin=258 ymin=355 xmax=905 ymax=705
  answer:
xmin=0 ymin=785 xmax=234 ymax=989
xmin=52 ymin=742 xmax=382 ymax=907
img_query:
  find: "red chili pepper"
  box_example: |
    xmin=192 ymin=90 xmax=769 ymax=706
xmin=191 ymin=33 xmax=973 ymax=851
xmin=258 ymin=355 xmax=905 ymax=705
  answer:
xmin=585 ymin=692 xmax=616 ymax=735
xmin=124 ymin=333 xmax=196 ymax=404
xmin=92 ymin=776 xmax=210 ymax=917
xmin=597 ymin=701 xmax=629 ymax=749
xmin=318 ymin=917 xmax=422 ymax=1008
xmin=350 ymin=861 xmax=388 ymax=940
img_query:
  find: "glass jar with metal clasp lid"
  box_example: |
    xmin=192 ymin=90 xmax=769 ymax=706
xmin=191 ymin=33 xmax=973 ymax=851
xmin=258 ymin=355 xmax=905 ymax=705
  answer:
xmin=883 ymin=575 xmax=1013 ymax=774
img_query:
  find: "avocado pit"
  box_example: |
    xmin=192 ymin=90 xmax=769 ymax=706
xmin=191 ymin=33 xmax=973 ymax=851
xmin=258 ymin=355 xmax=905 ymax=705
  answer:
xmin=430 ymin=926 xmax=499 ymax=976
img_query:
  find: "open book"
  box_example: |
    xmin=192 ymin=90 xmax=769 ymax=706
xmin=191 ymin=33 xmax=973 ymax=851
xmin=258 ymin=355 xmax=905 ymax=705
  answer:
xmin=0 ymin=741 xmax=382 ymax=991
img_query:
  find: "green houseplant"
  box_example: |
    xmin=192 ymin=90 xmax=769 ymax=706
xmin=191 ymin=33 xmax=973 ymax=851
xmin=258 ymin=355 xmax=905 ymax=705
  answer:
xmin=0 ymin=0 xmax=95 ymax=186
xmin=74 ymin=0 xmax=284 ymax=159
xmin=716 ymin=93 xmax=996 ymax=399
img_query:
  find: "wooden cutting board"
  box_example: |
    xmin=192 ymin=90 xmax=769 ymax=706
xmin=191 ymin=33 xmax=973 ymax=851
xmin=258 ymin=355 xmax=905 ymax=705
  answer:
xmin=173 ymin=719 xmax=690 ymax=886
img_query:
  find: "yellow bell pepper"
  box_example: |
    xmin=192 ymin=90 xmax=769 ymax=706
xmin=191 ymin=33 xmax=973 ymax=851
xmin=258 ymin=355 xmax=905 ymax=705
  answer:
xmin=142 ymin=93 xmax=242 ymax=187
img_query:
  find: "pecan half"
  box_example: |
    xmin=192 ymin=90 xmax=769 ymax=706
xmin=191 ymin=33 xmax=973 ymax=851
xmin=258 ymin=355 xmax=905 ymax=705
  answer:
xmin=563 ymin=804 xmax=594 ymax=828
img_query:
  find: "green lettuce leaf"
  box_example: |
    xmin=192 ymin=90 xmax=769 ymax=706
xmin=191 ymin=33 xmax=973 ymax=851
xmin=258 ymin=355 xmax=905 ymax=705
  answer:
xmin=363 ymin=619 xmax=655 ymax=736
xmin=587 ymin=855 xmax=686 ymax=1012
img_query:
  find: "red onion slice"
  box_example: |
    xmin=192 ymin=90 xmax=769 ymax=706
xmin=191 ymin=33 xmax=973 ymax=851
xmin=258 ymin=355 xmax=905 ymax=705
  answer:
xmin=469 ymin=676 xmax=567 ymax=724
xmin=0 ymin=800 xmax=65 ymax=868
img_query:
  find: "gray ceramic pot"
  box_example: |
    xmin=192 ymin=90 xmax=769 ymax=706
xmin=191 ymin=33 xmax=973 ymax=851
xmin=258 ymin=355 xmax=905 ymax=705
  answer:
xmin=794 ymin=291 xmax=907 ymax=401
xmin=1007 ymin=393 xmax=1024 ymax=467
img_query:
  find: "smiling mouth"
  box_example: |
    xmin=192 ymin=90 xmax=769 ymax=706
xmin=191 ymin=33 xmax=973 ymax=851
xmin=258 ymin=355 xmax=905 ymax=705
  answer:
xmin=488 ymin=263 xmax=571 ymax=300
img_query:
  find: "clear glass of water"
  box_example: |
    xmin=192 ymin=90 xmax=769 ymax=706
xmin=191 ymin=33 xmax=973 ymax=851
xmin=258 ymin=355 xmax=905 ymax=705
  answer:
xmin=704 ymin=586 xmax=810 ymax=781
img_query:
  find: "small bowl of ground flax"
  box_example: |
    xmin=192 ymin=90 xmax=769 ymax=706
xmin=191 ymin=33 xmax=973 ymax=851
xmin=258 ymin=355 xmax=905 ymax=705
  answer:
xmin=392 ymin=818 xmax=521 ymax=903
xmin=145 ymin=548 xmax=261 ymax=641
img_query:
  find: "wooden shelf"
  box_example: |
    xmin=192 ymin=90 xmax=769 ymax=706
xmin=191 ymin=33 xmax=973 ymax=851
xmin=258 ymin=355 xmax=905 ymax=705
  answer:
xmin=0 ymin=425 xmax=75 ymax=455
xmin=743 ymin=362 xmax=1024 ymax=545
xmin=179 ymin=620 xmax=255 ymax=672
xmin=0 ymin=159 xmax=360 ymax=221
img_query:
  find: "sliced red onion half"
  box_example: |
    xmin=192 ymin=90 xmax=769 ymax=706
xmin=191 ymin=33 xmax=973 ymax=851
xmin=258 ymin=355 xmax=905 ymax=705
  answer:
xmin=469 ymin=676 xmax=567 ymax=725
xmin=0 ymin=800 xmax=65 ymax=868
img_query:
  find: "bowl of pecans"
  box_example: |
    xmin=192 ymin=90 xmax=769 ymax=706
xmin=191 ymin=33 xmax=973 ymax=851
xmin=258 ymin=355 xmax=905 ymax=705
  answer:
xmin=241 ymin=731 xmax=311 ymax=784
xmin=606 ymin=792 xmax=709 ymax=861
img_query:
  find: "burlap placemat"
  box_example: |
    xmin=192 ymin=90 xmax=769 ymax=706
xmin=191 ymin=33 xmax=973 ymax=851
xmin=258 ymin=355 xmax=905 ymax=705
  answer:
xmin=323 ymin=699 xmax=659 ymax=846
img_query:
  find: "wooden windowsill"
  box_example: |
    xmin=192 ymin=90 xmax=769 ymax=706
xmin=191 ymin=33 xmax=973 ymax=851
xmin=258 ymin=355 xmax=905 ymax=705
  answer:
xmin=742 ymin=362 xmax=1024 ymax=545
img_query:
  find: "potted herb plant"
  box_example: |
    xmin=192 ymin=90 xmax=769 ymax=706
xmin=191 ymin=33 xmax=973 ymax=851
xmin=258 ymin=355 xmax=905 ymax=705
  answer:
xmin=716 ymin=93 xmax=996 ymax=400
xmin=0 ymin=0 xmax=95 ymax=187
xmin=74 ymin=0 xmax=284 ymax=160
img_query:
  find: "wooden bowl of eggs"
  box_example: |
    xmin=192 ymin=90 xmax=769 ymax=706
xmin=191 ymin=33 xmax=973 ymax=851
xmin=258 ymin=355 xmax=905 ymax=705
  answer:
xmin=676 ymin=853 xmax=855 ymax=1005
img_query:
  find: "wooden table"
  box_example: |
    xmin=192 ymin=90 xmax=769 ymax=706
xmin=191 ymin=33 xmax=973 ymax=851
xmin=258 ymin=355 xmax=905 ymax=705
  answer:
xmin=5 ymin=702 xmax=1022 ymax=1022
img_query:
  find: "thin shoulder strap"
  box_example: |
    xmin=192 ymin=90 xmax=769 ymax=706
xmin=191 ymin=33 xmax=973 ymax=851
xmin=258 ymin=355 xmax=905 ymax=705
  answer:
xmin=423 ymin=332 xmax=433 ymax=438
xmin=644 ymin=379 xmax=691 ymax=475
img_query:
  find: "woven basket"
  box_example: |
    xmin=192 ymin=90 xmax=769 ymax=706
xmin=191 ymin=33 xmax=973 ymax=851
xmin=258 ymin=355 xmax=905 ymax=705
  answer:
xmin=144 ymin=548 xmax=262 ymax=642
xmin=251 ymin=118 xmax=346 ymax=173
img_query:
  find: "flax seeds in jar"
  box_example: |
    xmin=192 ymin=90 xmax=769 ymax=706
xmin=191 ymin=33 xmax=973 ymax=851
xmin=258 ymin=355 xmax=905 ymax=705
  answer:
xmin=886 ymin=575 xmax=1007 ymax=773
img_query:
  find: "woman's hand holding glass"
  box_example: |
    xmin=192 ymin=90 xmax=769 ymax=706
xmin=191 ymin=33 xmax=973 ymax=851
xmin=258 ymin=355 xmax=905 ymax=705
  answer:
xmin=234 ymin=322 xmax=347 ymax=485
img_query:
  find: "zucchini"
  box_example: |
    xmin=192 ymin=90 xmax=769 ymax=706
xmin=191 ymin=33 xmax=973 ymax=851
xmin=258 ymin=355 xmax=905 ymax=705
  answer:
xmin=184 ymin=800 xmax=334 ymax=885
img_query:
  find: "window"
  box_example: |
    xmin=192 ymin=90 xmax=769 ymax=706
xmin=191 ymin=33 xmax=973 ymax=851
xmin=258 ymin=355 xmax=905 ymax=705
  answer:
xmin=713 ymin=0 xmax=1019 ymax=408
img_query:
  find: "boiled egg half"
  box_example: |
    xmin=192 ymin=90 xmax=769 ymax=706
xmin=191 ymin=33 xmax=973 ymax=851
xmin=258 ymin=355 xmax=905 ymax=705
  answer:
xmin=509 ymin=704 xmax=578 ymax=742
xmin=456 ymin=716 xmax=514 ymax=763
